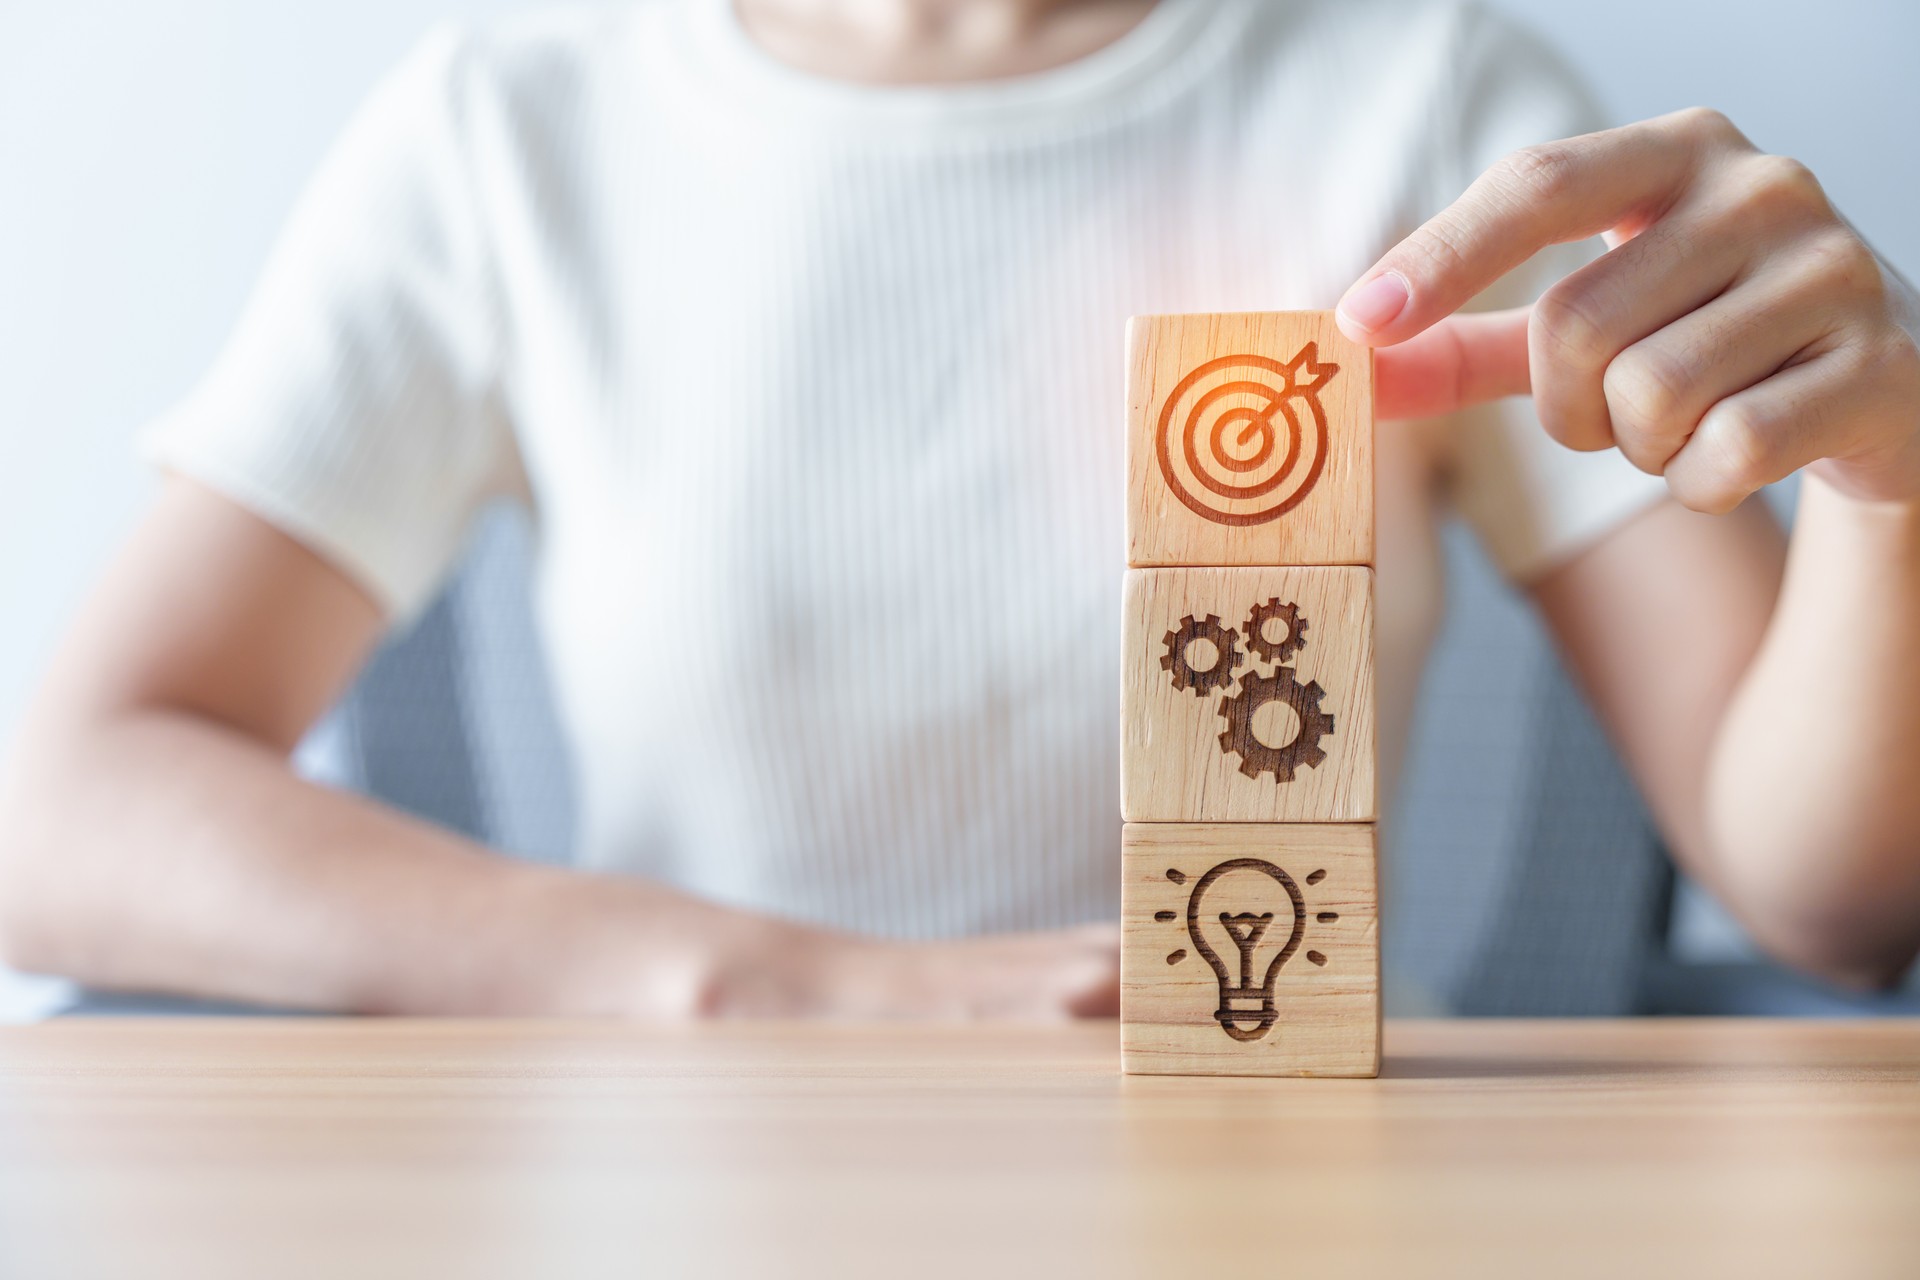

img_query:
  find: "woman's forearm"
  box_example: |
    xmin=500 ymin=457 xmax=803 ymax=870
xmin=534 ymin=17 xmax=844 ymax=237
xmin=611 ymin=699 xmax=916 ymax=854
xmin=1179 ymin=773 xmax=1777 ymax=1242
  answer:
xmin=0 ymin=483 xmax=1122 ymax=1019
xmin=0 ymin=706 xmax=768 ymax=1014
xmin=1707 ymin=476 xmax=1920 ymax=984
xmin=0 ymin=707 xmax=1124 ymax=1019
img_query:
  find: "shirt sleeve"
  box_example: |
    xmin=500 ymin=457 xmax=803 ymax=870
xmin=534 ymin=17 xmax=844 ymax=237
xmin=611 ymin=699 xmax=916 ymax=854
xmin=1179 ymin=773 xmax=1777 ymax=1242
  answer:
xmin=1435 ymin=5 xmax=1669 ymax=585
xmin=141 ymin=25 xmax=525 ymax=621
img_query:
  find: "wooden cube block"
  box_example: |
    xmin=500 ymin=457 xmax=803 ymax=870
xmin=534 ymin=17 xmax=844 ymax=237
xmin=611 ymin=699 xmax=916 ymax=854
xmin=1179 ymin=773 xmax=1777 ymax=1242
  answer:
xmin=1122 ymin=822 xmax=1379 ymax=1077
xmin=1122 ymin=566 xmax=1375 ymax=823
xmin=1127 ymin=311 xmax=1373 ymax=568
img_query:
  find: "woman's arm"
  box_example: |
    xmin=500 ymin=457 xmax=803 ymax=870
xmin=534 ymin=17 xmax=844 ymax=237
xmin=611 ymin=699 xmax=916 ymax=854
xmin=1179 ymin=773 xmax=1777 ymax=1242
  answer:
xmin=0 ymin=479 xmax=1118 ymax=1017
xmin=1702 ymin=483 xmax=1920 ymax=981
xmin=1532 ymin=488 xmax=1920 ymax=988
xmin=1350 ymin=109 xmax=1920 ymax=986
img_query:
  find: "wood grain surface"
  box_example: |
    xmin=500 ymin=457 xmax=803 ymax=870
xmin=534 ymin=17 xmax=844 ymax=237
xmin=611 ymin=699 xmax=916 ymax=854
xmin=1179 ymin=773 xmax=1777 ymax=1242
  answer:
xmin=1123 ymin=567 xmax=1375 ymax=822
xmin=1122 ymin=823 xmax=1379 ymax=1076
xmin=1126 ymin=311 xmax=1373 ymax=568
xmin=2 ymin=1019 xmax=1915 ymax=1279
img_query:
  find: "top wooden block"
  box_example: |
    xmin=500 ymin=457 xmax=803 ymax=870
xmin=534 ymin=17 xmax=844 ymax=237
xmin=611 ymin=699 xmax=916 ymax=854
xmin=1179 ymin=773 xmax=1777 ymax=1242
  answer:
xmin=1127 ymin=312 xmax=1373 ymax=567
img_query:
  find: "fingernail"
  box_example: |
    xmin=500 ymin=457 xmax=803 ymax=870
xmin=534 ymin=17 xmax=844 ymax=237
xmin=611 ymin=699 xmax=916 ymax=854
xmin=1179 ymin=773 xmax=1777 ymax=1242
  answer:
xmin=1337 ymin=271 xmax=1410 ymax=335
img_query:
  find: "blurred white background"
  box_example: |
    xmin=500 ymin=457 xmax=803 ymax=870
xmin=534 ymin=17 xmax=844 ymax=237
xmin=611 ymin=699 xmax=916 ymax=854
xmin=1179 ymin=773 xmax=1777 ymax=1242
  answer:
xmin=3 ymin=0 xmax=1918 ymax=758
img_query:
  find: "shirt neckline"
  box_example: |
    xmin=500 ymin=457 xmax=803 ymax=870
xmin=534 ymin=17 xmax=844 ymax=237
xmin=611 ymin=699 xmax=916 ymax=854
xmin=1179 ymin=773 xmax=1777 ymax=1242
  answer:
xmin=677 ymin=0 xmax=1234 ymax=140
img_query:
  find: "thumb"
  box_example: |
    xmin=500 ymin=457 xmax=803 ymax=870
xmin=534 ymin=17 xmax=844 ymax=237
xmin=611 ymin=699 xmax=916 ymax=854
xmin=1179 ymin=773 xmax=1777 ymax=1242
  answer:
xmin=1375 ymin=306 xmax=1534 ymax=420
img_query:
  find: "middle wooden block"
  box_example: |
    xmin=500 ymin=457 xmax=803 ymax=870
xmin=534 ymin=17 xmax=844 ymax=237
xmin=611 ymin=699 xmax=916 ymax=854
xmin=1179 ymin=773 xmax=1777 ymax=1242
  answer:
xmin=1123 ymin=566 xmax=1375 ymax=823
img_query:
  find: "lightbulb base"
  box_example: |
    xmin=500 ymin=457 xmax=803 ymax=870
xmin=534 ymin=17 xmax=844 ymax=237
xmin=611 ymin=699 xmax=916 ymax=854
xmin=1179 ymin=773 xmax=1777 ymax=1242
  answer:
xmin=1213 ymin=990 xmax=1279 ymax=1042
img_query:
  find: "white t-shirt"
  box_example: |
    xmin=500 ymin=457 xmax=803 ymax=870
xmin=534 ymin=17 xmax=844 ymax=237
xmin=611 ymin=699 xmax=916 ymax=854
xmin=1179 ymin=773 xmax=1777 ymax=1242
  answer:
xmin=146 ymin=0 xmax=1665 ymax=938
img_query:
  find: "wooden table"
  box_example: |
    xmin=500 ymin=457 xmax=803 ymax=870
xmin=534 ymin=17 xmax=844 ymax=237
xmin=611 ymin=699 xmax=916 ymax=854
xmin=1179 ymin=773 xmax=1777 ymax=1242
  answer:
xmin=0 ymin=1019 xmax=1915 ymax=1278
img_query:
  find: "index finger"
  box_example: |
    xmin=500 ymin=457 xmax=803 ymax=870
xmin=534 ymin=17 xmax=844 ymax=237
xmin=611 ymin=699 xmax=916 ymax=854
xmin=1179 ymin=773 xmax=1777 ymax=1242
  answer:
xmin=1335 ymin=116 xmax=1702 ymax=347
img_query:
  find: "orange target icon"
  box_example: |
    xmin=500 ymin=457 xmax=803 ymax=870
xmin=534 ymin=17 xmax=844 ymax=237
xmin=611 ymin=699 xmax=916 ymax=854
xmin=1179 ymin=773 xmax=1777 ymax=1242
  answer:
xmin=1153 ymin=343 xmax=1340 ymax=527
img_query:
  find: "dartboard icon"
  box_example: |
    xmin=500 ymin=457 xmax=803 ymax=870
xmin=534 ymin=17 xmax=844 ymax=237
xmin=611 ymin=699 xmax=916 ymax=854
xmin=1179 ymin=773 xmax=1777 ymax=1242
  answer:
xmin=1153 ymin=343 xmax=1339 ymax=527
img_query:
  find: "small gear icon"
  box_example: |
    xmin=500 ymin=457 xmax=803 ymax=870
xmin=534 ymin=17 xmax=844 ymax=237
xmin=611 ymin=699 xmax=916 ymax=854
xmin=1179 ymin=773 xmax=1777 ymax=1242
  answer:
xmin=1217 ymin=667 xmax=1336 ymax=783
xmin=1161 ymin=614 xmax=1244 ymax=696
xmin=1244 ymin=598 xmax=1307 ymax=665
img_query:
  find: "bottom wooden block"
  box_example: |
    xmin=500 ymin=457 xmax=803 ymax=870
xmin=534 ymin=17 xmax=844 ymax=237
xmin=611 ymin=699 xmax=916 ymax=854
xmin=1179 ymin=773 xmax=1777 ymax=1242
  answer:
xmin=1122 ymin=823 xmax=1379 ymax=1077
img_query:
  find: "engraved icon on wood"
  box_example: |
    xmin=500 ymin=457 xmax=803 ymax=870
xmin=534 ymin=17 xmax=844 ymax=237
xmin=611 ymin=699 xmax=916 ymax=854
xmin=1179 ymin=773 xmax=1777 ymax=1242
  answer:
xmin=1124 ymin=824 xmax=1379 ymax=1077
xmin=1153 ymin=345 xmax=1338 ymax=527
xmin=1161 ymin=859 xmax=1341 ymax=1042
xmin=1127 ymin=312 xmax=1373 ymax=568
xmin=1124 ymin=567 xmax=1375 ymax=824
xmin=1161 ymin=599 xmax=1335 ymax=784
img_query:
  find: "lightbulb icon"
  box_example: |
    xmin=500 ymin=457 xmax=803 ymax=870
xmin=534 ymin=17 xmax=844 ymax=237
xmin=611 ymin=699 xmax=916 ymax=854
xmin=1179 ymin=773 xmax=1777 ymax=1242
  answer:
xmin=1161 ymin=858 xmax=1338 ymax=1043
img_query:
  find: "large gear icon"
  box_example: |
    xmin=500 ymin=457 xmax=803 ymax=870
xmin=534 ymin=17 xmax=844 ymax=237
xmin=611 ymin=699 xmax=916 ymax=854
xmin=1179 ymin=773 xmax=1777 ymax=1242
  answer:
xmin=1244 ymin=598 xmax=1307 ymax=665
xmin=1161 ymin=614 xmax=1244 ymax=696
xmin=1217 ymin=667 xmax=1336 ymax=782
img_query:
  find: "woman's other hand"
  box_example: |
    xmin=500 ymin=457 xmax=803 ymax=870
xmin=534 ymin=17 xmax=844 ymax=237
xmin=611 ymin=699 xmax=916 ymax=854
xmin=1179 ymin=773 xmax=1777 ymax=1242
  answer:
xmin=692 ymin=922 xmax=1121 ymax=1020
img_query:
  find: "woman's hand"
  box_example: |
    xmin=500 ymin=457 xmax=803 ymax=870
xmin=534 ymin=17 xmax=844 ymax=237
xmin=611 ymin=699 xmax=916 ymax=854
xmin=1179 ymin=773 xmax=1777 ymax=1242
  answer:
xmin=1342 ymin=107 xmax=1920 ymax=513
xmin=691 ymin=921 xmax=1121 ymax=1020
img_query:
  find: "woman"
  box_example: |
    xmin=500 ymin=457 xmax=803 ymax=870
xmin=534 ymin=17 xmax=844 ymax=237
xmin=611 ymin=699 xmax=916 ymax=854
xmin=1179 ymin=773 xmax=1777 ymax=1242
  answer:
xmin=1 ymin=0 xmax=1916 ymax=1015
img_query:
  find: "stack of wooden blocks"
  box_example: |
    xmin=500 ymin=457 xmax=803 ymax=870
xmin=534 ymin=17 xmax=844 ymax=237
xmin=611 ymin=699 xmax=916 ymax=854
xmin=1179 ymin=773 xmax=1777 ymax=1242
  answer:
xmin=1121 ymin=311 xmax=1379 ymax=1078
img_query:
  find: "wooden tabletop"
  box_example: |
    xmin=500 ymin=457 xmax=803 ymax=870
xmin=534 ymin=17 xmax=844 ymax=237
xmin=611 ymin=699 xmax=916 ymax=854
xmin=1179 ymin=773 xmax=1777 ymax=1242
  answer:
xmin=1 ymin=1018 xmax=1915 ymax=1279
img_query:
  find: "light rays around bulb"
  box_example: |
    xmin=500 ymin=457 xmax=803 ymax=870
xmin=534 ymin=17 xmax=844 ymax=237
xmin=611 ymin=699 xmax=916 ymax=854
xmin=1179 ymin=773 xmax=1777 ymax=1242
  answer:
xmin=1163 ymin=863 xmax=1336 ymax=972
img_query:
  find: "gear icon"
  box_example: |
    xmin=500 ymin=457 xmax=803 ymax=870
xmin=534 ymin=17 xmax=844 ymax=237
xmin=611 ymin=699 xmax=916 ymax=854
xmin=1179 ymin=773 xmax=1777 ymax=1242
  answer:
xmin=1161 ymin=614 xmax=1244 ymax=696
xmin=1244 ymin=598 xmax=1307 ymax=665
xmin=1217 ymin=667 xmax=1336 ymax=783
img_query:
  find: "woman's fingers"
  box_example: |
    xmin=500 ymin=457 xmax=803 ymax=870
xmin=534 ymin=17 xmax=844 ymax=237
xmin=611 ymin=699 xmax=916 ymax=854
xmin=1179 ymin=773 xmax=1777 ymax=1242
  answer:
xmin=1372 ymin=263 xmax=1911 ymax=517
xmin=1374 ymin=307 xmax=1532 ymax=419
xmin=1345 ymin=101 xmax=1920 ymax=505
xmin=1337 ymin=111 xmax=1722 ymax=345
xmin=1029 ymin=925 xmax=1120 ymax=1019
xmin=902 ymin=926 xmax=1121 ymax=1021
xmin=1529 ymin=208 xmax=1751 ymax=452
xmin=1664 ymin=342 xmax=1885 ymax=514
xmin=1060 ymin=953 xmax=1121 ymax=1018
xmin=1604 ymin=259 xmax=1853 ymax=476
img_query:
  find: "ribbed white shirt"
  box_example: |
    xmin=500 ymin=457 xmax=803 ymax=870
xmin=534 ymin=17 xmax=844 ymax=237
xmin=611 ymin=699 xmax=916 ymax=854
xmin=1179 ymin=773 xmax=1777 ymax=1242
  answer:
xmin=146 ymin=0 xmax=1665 ymax=937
